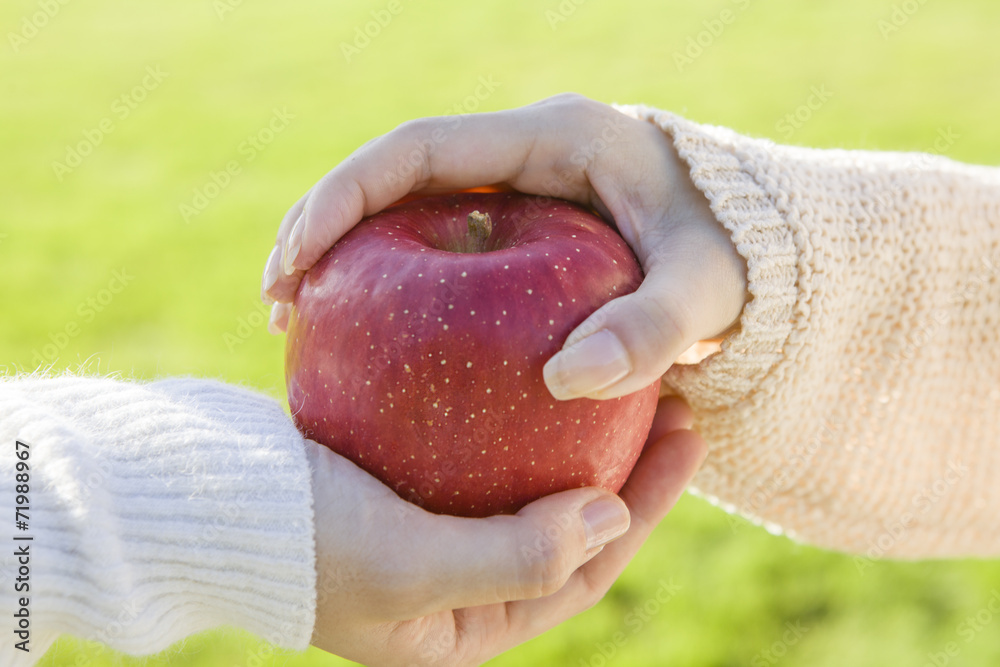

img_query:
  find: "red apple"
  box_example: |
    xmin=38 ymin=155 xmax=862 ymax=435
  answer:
xmin=285 ymin=192 xmax=659 ymax=517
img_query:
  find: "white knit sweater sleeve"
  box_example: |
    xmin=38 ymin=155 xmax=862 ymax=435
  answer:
xmin=0 ymin=374 xmax=316 ymax=665
xmin=618 ymin=105 xmax=1000 ymax=558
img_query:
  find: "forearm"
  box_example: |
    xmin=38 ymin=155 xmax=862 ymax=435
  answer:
xmin=621 ymin=104 xmax=1000 ymax=557
xmin=0 ymin=374 xmax=316 ymax=664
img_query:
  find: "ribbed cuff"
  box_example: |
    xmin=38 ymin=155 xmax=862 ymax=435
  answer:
xmin=615 ymin=104 xmax=800 ymax=409
xmin=0 ymin=374 xmax=316 ymax=663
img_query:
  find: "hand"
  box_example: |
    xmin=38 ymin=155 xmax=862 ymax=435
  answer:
xmin=261 ymin=93 xmax=747 ymax=401
xmin=305 ymin=395 xmax=705 ymax=667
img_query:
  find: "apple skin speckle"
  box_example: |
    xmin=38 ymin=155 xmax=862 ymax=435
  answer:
xmin=286 ymin=192 xmax=658 ymax=518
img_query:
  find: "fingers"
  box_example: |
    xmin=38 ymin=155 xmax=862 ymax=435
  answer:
xmin=262 ymin=108 xmax=539 ymax=307
xmin=261 ymin=94 xmax=631 ymax=312
xmin=590 ymin=428 xmax=706 ymax=578
xmin=354 ymin=426 xmax=705 ymax=667
xmin=542 ymin=271 xmax=696 ymax=399
xmin=645 ymin=395 xmax=695 ymax=445
xmin=262 ymin=190 xmax=311 ymax=305
xmin=497 ymin=426 xmax=706 ymax=647
xmin=381 ymin=486 xmax=632 ymax=620
xmin=268 ymin=302 xmax=291 ymax=334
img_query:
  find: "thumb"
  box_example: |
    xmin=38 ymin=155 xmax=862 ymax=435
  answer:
xmin=397 ymin=488 xmax=630 ymax=618
xmin=543 ymin=259 xmax=740 ymax=400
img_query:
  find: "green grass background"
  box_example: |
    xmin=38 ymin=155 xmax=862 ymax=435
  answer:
xmin=3 ymin=0 xmax=1000 ymax=664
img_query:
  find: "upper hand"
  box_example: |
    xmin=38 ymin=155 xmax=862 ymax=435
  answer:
xmin=261 ymin=93 xmax=747 ymax=400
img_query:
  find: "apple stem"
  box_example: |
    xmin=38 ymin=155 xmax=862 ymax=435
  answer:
xmin=467 ymin=211 xmax=492 ymax=249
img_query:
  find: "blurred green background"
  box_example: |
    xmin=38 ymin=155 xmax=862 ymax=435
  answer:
xmin=3 ymin=0 xmax=1000 ymax=665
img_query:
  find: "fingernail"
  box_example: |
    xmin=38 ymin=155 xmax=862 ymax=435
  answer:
xmin=283 ymin=212 xmax=305 ymax=275
xmin=582 ymin=498 xmax=630 ymax=551
xmin=268 ymin=302 xmax=288 ymax=335
xmin=543 ymin=329 xmax=631 ymax=400
xmin=261 ymin=245 xmax=280 ymax=303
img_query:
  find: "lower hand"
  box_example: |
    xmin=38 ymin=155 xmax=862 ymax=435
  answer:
xmin=306 ymin=395 xmax=705 ymax=667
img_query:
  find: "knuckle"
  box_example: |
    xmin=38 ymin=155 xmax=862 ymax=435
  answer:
xmin=643 ymin=289 xmax=693 ymax=347
xmin=568 ymin=92 xmax=617 ymax=118
xmin=379 ymin=118 xmax=438 ymax=189
xmin=547 ymin=91 xmax=590 ymax=106
xmin=580 ymin=585 xmax=610 ymax=614
xmin=539 ymin=92 xmax=604 ymax=120
xmin=523 ymin=539 xmax=576 ymax=598
xmin=576 ymin=569 xmax=613 ymax=613
xmin=393 ymin=116 xmax=434 ymax=139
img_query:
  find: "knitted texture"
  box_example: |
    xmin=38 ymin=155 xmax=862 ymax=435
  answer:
xmin=619 ymin=105 xmax=1000 ymax=558
xmin=0 ymin=374 xmax=316 ymax=665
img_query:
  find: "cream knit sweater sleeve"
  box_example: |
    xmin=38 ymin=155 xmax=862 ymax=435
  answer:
xmin=619 ymin=105 xmax=1000 ymax=559
xmin=0 ymin=374 xmax=316 ymax=665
